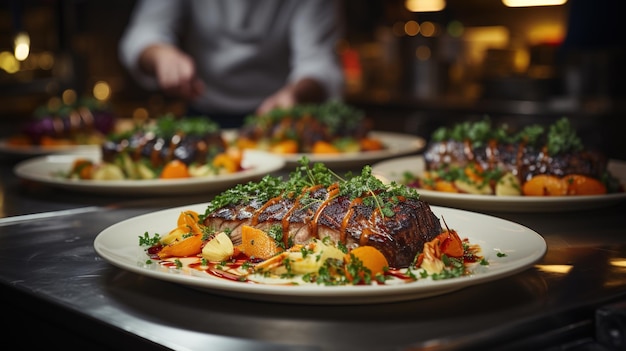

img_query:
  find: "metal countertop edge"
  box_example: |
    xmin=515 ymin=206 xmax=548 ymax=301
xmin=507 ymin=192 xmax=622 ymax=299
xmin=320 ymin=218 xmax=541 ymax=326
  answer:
xmin=0 ymin=206 xmax=104 ymax=226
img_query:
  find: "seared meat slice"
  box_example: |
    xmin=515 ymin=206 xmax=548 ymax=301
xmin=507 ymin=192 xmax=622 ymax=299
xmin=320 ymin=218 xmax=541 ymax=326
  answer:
xmin=253 ymin=196 xmax=295 ymax=233
xmin=342 ymin=198 xmax=441 ymax=268
xmin=286 ymin=185 xmax=332 ymax=245
xmin=203 ymin=198 xmax=264 ymax=244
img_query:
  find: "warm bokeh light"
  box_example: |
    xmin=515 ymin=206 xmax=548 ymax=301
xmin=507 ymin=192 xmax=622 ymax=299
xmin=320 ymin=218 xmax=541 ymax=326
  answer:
xmin=392 ymin=21 xmax=406 ymax=37
xmin=420 ymin=21 xmax=437 ymax=37
xmin=405 ymin=0 xmax=446 ymax=12
xmin=404 ymin=21 xmax=420 ymax=36
xmin=62 ymin=89 xmax=77 ymax=105
xmin=416 ymin=45 xmax=431 ymax=60
xmin=93 ymin=81 xmax=111 ymax=101
xmin=47 ymin=96 xmax=62 ymax=110
xmin=0 ymin=51 xmax=20 ymax=73
xmin=133 ymin=107 xmax=149 ymax=121
xmin=527 ymin=23 xmax=565 ymax=46
xmin=610 ymin=259 xmax=626 ymax=268
xmin=37 ymin=51 xmax=55 ymax=70
xmin=462 ymin=26 xmax=510 ymax=65
xmin=13 ymin=32 xmax=30 ymax=61
xmin=503 ymin=0 xmax=567 ymax=7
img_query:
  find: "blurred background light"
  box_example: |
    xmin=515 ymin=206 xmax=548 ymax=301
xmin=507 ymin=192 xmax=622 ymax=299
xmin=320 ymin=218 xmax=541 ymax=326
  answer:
xmin=503 ymin=0 xmax=568 ymax=7
xmin=405 ymin=0 xmax=446 ymax=12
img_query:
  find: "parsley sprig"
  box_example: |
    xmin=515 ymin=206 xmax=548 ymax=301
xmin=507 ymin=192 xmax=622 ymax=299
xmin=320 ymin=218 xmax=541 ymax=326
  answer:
xmin=201 ymin=157 xmax=421 ymax=220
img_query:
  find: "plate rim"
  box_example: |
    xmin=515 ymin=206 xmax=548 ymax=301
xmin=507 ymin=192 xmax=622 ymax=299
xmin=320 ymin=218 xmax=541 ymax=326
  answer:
xmin=222 ymin=129 xmax=426 ymax=167
xmin=13 ymin=149 xmax=286 ymax=195
xmin=93 ymin=203 xmax=547 ymax=304
xmin=371 ymin=155 xmax=626 ymax=212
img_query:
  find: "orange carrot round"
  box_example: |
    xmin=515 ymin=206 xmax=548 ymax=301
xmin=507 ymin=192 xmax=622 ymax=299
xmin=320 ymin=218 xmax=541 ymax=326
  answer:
xmin=565 ymin=174 xmax=607 ymax=195
xmin=161 ymin=160 xmax=189 ymax=178
xmin=522 ymin=174 xmax=567 ymax=196
xmin=344 ymin=246 xmax=389 ymax=282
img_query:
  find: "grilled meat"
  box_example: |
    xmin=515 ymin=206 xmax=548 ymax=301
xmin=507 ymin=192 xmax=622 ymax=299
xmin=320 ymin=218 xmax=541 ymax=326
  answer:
xmin=202 ymin=162 xmax=442 ymax=268
xmin=101 ymin=115 xmax=227 ymax=167
xmin=424 ymin=139 xmax=608 ymax=182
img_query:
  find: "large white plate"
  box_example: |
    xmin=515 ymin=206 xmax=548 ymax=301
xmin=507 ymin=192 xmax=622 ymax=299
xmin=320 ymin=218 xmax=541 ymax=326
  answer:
xmin=223 ymin=130 xmax=425 ymax=169
xmin=371 ymin=155 xmax=626 ymax=213
xmin=0 ymin=138 xmax=100 ymax=156
xmin=13 ymin=149 xmax=286 ymax=196
xmin=93 ymin=203 xmax=546 ymax=304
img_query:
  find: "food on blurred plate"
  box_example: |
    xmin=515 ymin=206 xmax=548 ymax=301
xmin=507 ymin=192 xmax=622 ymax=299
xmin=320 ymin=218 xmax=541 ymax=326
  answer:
xmin=237 ymin=101 xmax=384 ymax=154
xmin=7 ymin=97 xmax=116 ymax=147
xmin=66 ymin=114 xmax=243 ymax=180
xmin=138 ymin=158 xmax=486 ymax=286
xmin=405 ymin=117 xmax=623 ymax=196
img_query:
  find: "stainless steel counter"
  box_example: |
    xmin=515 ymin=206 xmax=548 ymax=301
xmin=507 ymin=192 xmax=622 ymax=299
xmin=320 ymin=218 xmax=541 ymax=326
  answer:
xmin=1 ymin=154 xmax=625 ymax=351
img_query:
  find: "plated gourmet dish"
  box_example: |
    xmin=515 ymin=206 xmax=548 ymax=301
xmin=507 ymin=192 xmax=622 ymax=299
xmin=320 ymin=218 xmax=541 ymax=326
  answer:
xmin=403 ymin=117 xmax=623 ymax=197
xmin=137 ymin=158 xmax=490 ymax=286
xmin=236 ymin=101 xmax=384 ymax=155
xmin=5 ymin=97 xmax=116 ymax=148
xmin=64 ymin=114 xmax=243 ymax=180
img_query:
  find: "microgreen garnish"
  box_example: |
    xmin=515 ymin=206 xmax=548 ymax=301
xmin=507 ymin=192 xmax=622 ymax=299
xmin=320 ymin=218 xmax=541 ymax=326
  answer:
xmin=139 ymin=232 xmax=160 ymax=247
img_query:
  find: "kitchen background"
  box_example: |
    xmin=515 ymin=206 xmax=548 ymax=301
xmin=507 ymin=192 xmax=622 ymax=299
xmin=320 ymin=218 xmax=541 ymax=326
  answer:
xmin=1 ymin=0 xmax=624 ymax=158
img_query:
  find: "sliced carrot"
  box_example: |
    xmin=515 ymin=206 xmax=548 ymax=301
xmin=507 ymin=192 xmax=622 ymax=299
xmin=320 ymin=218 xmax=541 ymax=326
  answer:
xmin=270 ymin=140 xmax=299 ymax=154
xmin=436 ymin=229 xmax=464 ymax=258
xmin=212 ymin=153 xmax=238 ymax=173
xmin=40 ymin=136 xmax=72 ymax=146
xmin=239 ymin=225 xmax=284 ymax=260
xmin=464 ymin=163 xmax=484 ymax=183
xmin=522 ymin=174 xmax=567 ymax=196
xmin=344 ymin=245 xmax=389 ymax=282
xmin=158 ymin=234 xmax=203 ymax=259
xmin=176 ymin=211 xmax=203 ymax=234
xmin=565 ymin=174 xmax=607 ymax=195
xmin=312 ymin=141 xmax=340 ymax=154
xmin=434 ymin=180 xmax=458 ymax=193
xmin=226 ymin=147 xmax=243 ymax=169
xmin=161 ymin=159 xmax=189 ymax=178
xmin=71 ymin=159 xmax=94 ymax=179
xmin=359 ymin=138 xmax=383 ymax=151
xmin=236 ymin=138 xmax=257 ymax=150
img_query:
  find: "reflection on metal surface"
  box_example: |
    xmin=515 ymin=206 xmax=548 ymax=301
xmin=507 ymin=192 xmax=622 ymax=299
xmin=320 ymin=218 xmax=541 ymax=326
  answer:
xmin=535 ymin=264 xmax=573 ymax=274
xmin=0 ymin=206 xmax=101 ymax=226
xmin=610 ymin=259 xmax=626 ymax=268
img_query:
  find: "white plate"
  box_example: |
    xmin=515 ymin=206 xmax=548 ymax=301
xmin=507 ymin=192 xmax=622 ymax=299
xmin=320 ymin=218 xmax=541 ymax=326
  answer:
xmin=93 ymin=203 xmax=546 ymax=304
xmin=371 ymin=155 xmax=626 ymax=212
xmin=13 ymin=149 xmax=286 ymax=196
xmin=0 ymin=139 xmax=99 ymax=156
xmin=223 ymin=130 xmax=425 ymax=169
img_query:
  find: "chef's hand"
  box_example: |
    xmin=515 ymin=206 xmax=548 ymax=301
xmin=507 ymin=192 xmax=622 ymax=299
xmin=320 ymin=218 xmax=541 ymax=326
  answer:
xmin=139 ymin=44 xmax=205 ymax=100
xmin=256 ymin=78 xmax=327 ymax=115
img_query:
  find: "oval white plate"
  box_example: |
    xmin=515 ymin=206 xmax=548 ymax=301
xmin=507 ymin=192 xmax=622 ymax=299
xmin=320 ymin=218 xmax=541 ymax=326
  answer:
xmin=223 ymin=130 xmax=425 ymax=169
xmin=14 ymin=149 xmax=286 ymax=196
xmin=94 ymin=203 xmax=546 ymax=304
xmin=371 ymin=155 xmax=626 ymax=212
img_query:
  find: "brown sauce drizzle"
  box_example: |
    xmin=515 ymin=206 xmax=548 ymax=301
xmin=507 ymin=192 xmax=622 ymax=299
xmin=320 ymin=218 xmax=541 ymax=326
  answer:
xmin=340 ymin=197 xmax=362 ymax=245
xmin=251 ymin=196 xmax=283 ymax=226
xmin=310 ymin=183 xmax=339 ymax=239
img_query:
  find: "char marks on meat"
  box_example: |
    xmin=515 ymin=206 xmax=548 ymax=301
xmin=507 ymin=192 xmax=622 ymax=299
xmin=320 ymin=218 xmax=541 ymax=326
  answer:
xmin=424 ymin=140 xmax=608 ymax=183
xmin=202 ymin=162 xmax=442 ymax=268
